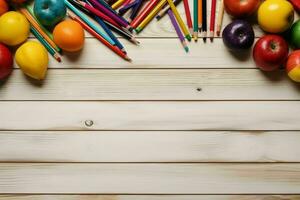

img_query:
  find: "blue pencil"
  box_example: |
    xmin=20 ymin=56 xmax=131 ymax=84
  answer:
xmin=64 ymin=0 xmax=116 ymax=46
xmin=94 ymin=16 xmax=126 ymax=52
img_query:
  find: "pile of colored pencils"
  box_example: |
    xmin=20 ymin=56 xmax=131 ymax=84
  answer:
xmin=16 ymin=0 xmax=226 ymax=61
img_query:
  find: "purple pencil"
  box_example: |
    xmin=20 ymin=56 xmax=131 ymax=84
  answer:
xmin=167 ymin=9 xmax=189 ymax=52
xmin=88 ymin=0 xmax=131 ymax=29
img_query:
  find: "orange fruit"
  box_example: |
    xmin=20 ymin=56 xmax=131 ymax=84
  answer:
xmin=53 ymin=19 xmax=85 ymax=52
xmin=0 ymin=0 xmax=9 ymax=16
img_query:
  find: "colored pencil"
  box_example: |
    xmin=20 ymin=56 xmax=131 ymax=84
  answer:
xmin=65 ymin=0 xmax=116 ymax=45
xmin=198 ymin=0 xmax=202 ymax=30
xmin=96 ymin=0 xmax=128 ymax=21
xmin=95 ymin=16 xmax=126 ymax=52
xmin=104 ymin=20 xmax=140 ymax=44
xmin=88 ymin=0 xmax=130 ymax=28
xmin=112 ymin=0 xmax=126 ymax=9
xmin=155 ymin=0 xmax=182 ymax=20
xmin=202 ymin=0 xmax=207 ymax=41
xmin=17 ymin=7 xmax=61 ymax=52
xmin=216 ymin=0 xmax=224 ymax=36
xmin=183 ymin=0 xmax=193 ymax=36
xmin=130 ymin=0 xmax=160 ymax=29
xmin=166 ymin=0 xmax=191 ymax=41
xmin=210 ymin=0 xmax=217 ymax=40
xmin=129 ymin=0 xmax=143 ymax=22
xmin=30 ymin=26 xmax=61 ymax=62
xmin=68 ymin=11 xmax=131 ymax=61
xmin=167 ymin=9 xmax=188 ymax=52
xmin=193 ymin=0 xmax=198 ymax=41
xmin=118 ymin=0 xmax=137 ymax=15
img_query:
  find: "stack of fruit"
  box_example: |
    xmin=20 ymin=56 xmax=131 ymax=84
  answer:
xmin=0 ymin=0 xmax=85 ymax=81
xmin=222 ymin=0 xmax=300 ymax=83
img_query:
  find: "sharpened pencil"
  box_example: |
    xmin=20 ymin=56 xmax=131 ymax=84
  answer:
xmin=30 ymin=26 xmax=61 ymax=62
xmin=210 ymin=0 xmax=217 ymax=41
xmin=68 ymin=10 xmax=131 ymax=61
xmin=216 ymin=0 xmax=224 ymax=36
xmin=183 ymin=0 xmax=193 ymax=36
xmin=193 ymin=0 xmax=198 ymax=41
xmin=168 ymin=9 xmax=188 ymax=52
xmin=202 ymin=0 xmax=207 ymax=41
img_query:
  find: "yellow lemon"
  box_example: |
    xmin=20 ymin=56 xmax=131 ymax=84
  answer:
xmin=258 ymin=0 xmax=294 ymax=33
xmin=15 ymin=41 xmax=49 ymax=80
xmin=0 ymin=11 xmax=30 ymax=46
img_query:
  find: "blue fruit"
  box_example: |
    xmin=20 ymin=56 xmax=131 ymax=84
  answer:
xmin=34 ymin=0 xmax=66 ymax=27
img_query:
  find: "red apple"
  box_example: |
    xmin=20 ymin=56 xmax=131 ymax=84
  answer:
xmin=224 ymin=0 xmax=260 ymax=18
xmin=253 ymin=35 xmax=289 ymax=71
xmin=289 ymin=0 xmax=300 ymax=13
xmin=0 ymin=43 xmax=13 ymax=80
xmin=286 ymin=50 xmax=300 ymax=82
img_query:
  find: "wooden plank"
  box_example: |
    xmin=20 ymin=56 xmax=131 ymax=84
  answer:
xmin=1 ymin=195 xmax=300 ymax=200
xmin=19 ymin=38 xmax=258 ymax=69
xmin=0 ymin=101 xmax=299 ymax=131
xmin=0 ymin=131 xmax=299 ymax=162
xmin=0 ymin=163 xmax=300 ymax=193
xmin=1 ymin=69 xmax=299 ymax=101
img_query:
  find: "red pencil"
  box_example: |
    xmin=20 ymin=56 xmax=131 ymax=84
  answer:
xmin=130 ymin=0 xmax=160 ymax=28
xmin=183 ymin=0 xmax=193 ymax=35
xmin=68 ymin=11 xmax=131 ymax=61
xmin=210 ymin=0 xmax=217 ymax=41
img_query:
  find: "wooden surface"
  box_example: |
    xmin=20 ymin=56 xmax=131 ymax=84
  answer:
xmin=1 ymin=1 xmax=300 ymax=199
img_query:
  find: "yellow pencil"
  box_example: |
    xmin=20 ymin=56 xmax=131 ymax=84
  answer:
xmin=112 ymin=0 xmax=126 ymax=9
xmin=166 ymin=0 xmax=191 ymax=41
xmin=135 ymin=0 xmax=167 ymax=33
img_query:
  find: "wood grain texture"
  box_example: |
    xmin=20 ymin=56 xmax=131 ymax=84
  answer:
xmin=0 ymin=131 xmax=299 ymax=162
xmin=1 ymin=195 xmax=300 ymax=200
xmin=1 ymin=101 xmax=300 ymax=131
xmin=1 ymin=69 xmax=299 ymax=100
xmin=19 ymin=38 xmax=259 ymax=69
xmin=0 ymin=163 xmax=300 ymax=194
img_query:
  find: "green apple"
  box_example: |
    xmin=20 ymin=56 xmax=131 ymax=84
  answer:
xmin=290 ymin=19 xmax=300 ymax=49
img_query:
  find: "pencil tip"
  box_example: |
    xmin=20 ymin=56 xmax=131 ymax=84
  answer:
xmin=216 ymin=31 xmax=220 ymax=36
xmin=184 ymin=46 xmax=189 ymax=53
xmin=186 ymin=35 xmax=192 ymax=41
xmin=125 ymin=55 xmax=132 ymax=62
xmin=156 ymin=15 xmax=161 ymax=20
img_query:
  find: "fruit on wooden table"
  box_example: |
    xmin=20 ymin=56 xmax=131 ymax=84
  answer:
xmin=53 ymin=19 xmax=85 ymax=52
xmin=0 ymin=0 xmax=8 ymax=16
xmin=0 ymin=11 xmax=30 ymax=46
xmin=34 ymin=0 xmax=67 ymax=27
xmin=286 ymin=50 xmax=300 ymax=82
xmin=15 ymin=41 xmax=49 ymax=80
xmin=224 ymin=0 xmax=260 ymax=18
xmin=253 ymin=34 xmax=289 ymax=71
xmin=222 ymin=20 xmax=255 ymax=51
xmin=289 ymin=0 xmax=300 ymax=13
xmin=258 ymin=0 xmax=294 ymax=33
xmin=290 ymin=19 xmax=300 ymax=49
xmin=0 ymin=43 xmax=13 ymax=80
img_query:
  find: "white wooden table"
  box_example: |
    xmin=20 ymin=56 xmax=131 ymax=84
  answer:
xmin=1 ymin=1 xmax=300 ymax=199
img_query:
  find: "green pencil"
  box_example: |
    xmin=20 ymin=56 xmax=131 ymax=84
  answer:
xmin=193 ymin=0 xmax=198 ymax=41
xmin=30 ymin=26 xmax=62 ymax=62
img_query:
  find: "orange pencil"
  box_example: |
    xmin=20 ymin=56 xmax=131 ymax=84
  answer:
xmin=198 ymin=0 xmax=202 ymax=31
xmin=67 ymin=11 xmax=131 ymax=61
xmin=17 ymin=7 xmax=60 ymax=52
